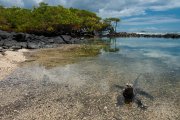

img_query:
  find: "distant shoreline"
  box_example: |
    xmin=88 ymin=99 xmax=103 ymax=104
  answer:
xmin=102 ymin=32 xmax=180 ymax=38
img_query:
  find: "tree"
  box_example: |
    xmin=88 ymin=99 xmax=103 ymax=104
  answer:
xmin=104 ymin=17 xmax=120 ymax=33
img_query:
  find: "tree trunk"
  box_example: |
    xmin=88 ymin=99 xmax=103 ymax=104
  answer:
xmin=115 ymin=21 xmax=117 ymax=33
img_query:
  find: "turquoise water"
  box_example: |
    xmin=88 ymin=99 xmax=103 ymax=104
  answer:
xmin=1 ymin=37 xmax=180 ymax=119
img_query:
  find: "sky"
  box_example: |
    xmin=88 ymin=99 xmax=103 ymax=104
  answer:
xmin=0 ymin=0 xmax=180 ymax=32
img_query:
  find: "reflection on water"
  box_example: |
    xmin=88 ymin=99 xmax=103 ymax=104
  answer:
xmin=102 ymin=38 xmax=120 ymax=52
xmin=1 ymin=37 xmax=180 ymax=120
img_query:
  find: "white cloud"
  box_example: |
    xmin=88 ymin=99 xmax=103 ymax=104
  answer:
xmin=98 ymin=7 xmax=146 ymax=18
xmin=150 ymin=0 xmax=180 ymax=11
xmin=0 ymin=0 xmax=24 ymax=7
xmin=0 ymin=0 xmax=180 ymax=17
xmin=121 ymin=16 xmax=180 ymax=25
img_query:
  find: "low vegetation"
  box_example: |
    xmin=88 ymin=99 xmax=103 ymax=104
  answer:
xmin=0 ymin=2 xmax=118 ymax=36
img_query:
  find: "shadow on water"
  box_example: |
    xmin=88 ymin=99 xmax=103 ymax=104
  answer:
xmin=116 ymin=94 xmax=148 ymax=110
xmin=136 ymin=88 xmax=154 ymax=100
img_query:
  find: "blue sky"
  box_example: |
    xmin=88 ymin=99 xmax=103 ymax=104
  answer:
xmin=0 ymin=0 xmax=180 ymax=32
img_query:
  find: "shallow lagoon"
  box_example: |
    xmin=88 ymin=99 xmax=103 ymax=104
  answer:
xmin=1 ymin=37 xmax=180 ymax=120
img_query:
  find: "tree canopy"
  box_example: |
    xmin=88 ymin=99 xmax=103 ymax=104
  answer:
xmin=0 ymin=2 xmax=111 ymax=36
xmin=104 ymin=17 xmax=121 ymax=33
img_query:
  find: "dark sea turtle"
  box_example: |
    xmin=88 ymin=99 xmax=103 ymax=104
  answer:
xmin=113 ymin=74 xmax=154 ymax=110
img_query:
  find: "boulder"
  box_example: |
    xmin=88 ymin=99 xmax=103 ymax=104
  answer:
xmin=13 ymin=33 xmax=26 ymax=42
xmin=10 ymin=45 xmax=22 ymax=50
xmin=4 ymin=39 xmax=18 ymax=48
xmin=71 ymin=38 xmax=81 ymax=44
xmin=27 ymin=42 xmax=45 ymax=49
xmin=39 ymin=36 xmax=50 ymax=43
xmin=0 ymin=47 xmax=3 ymax=52
xmin=52 ymin=37 xmax=65 ymax=44
xmin=19 ymin=42 xmax=27 ymax=48
xmin=25 ymin=34 xmax=33 ymax=41
xmin=27 ymin=42 xmax=40 ymax=49
xmin=44 ymin=44 xmax=58 ymax=48
xmin=61 ymin=35 xmax=72 ymax=44
xmin=0 ymin=30 xmax=11 ymax=39
xmin=48 ymin=39 xmax=54 ymax=43
xmin=2 ymin=46 xmax=8 ymax=49
xmin=0 ymin=40 xmax=4 ymax=46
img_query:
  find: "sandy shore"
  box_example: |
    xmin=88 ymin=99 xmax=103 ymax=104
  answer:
xmin=0 ymin=49 xmax=28 ymax=80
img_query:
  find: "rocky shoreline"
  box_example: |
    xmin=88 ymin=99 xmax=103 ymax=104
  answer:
xmin=102 ymin=32 xmax=180 ymax=38
xmin=1 ymin=30 xmax=180 ymax=54
xmin=0 ymin=30 xmax=84 ymax=53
